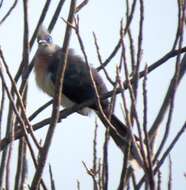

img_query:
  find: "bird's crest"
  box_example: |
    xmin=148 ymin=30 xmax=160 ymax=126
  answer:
xmin=37 ymin=25 xmax=53 ymax=44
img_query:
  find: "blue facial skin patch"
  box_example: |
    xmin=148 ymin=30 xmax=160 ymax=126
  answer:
xmin=46 ymin=35 xmax=53 ymax=43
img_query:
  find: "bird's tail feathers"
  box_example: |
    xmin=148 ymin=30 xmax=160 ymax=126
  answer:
xmin=97 ymin=112 xmax=129 ymax=149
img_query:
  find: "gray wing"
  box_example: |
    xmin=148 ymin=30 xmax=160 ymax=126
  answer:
xmin=47 ymin=49 xmax=109 ymax=111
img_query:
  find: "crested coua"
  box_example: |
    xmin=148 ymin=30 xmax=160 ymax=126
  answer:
xmin=34 ymin=26 xmax=129 ymax=149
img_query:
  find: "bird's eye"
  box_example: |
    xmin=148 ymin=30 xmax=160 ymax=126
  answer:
xmin=46 ymin=35 xmax=53 ymax=43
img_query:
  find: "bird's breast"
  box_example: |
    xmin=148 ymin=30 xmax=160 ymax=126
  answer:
xmin=34 ymin=56 xmax=54 ymax=96
xmin=34 ymin=55 xmax=86 ymax=112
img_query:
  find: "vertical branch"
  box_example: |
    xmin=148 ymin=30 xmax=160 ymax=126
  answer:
xmin=117 ymin=147 xmax=130 ymax=190
xmin=172 ymin=0 xmax=182 ymax=50
xmin=117 ymin=67 xmax=132 ymax=189
xmin=49 ymin=164 xmax=56 ymax=190
xmin=130 ymin=0 xmax=144 ymax=123
xmin=20 ymin=139 xmax=28 ymax=190
xmin=72 ymin=17 xmax=113 ymax=190
xmin=168 ymin=155 xmax=172 ymax=190
xmin=142 ymin=65 xmax=155 ymax=189
xmin=5 ymin=146 xmax=11 ymax=190
xmin=0 ymin=58 xmax=16 ymax=189
xmin=120 ymin=25 xmax=146 ymax=168
xmin=0 ymin=65 xmax=16 ymax=188
xmin=157 ymin=169 xmax=162 ymax=190
xmin=98 ymin=158 xmax=103 ymax=190
xmin=0 ymin=82 xmax=5 ymax=139
xmin=117 ymin=51 xmax=132 ymax=188
xmin=16 ymin=1 xmax=30 ymax=188
xmin=102 ymin=128 xmax=109 ymax=190
xmin=125 ymin=0 xmax=136 ymax=71
xmin=14 ymin=139 xmax=25 ymax=190
xmin=77 ymin=180 xmax=81 ymax=190
xmin=135 ymin=0 xmax=144 ymax=72
xmin=92 ymin=119 xmax=98 ymax=175
xmin=93 ymin=32 xmax=115 ymax=85
xmin=82 ymin=162 xmax=98 ymax=190
xmin=92 ymin=119 xmax=99 ymax=190
xmin=30 ymin=1 xmax=76 ymax=189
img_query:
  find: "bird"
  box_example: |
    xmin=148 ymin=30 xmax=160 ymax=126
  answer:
xmin=34 ymin=26 xmax=130 ymax=152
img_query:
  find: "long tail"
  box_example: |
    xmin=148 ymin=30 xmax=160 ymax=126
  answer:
xmin=110 ymin=114 xmax=129 ymax=148
xmin=97 ymin=112 xmax=129 ymax=151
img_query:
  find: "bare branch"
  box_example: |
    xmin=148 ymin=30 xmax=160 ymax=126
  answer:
xmin=75 ymin=0 xmax=89 ymax=13
xmin=29 ymin=0 xmax=52 ymax=48
xmin=168 ymin=155 xmax=172 ymax=190
xmin=96 ymin=0 xmax=137 ymax=71
xmin=48 ymin=0 xmax=66 ymax=32
xmin=49 ymin=164 xmax=56 ymax=190
xmin=0 ymin=0 xmax=18 ymax=25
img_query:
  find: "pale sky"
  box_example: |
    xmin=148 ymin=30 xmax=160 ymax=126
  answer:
xmin=0 ymin=0 xmax=186 ymax=189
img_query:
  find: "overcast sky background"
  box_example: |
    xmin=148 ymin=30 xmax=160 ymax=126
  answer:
xmin=0 ymin=0 xmax=186 ymax=189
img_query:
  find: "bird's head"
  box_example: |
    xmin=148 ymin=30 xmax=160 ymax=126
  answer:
xmin=37 ymin=25 xmax=59 ymax=56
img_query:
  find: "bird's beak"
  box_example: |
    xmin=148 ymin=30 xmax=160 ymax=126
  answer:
xmin=38 ymin=39 xmax=48 ymax=46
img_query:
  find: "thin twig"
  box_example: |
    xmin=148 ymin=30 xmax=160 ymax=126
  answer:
xmin=0 ymin=0 xmax=3 ymax=8
xmin=157 ymin=169 xmax=161 ymax=190
xmin=14 ymin=139 xmax=25 ymax=190
xmin=29 ymin=100 xmax=53 ymax=121
xmin=93 ymin=32 xmax=115 ymax=85
xmin=48 ymin=0 xmax=66 ymax=32
xmin=0 ymin=82 xmax=5 ymax=139
xmin=117 ymin=149 xmax=130 ymax=190
xmin=136 ymin=121 xmax=186 ymax=189
xmin=148 ymin=53 xmax=186 ymax=142
xmin=130 ymin=0 xmax=144 ymax=126
xmin=172 ymin=0 xmax=182 ymax=50
xmin=0 ymin=48 xmax=41 ymax=150
xmin=92 ymin=119 xmax=98 ymax=179
xmin=73 ymin=17 xmax=112 ymax=189
xmin=82 ymin=161 xmax=98 ymax=190
xmin=96 ymin=0 xmax=137 ymax=71
xmin=75 ymin=0 xmax=89 ymax=13
xmin=125 ymin=0 xmax=136 ymax=72
xmin=120 ymin=27 xmax=146 ymax=168
xmin=168 ymin=155 xmax=172 ymax=190
xmin=0 ymin=0 xmax=18 ymax=25
xmin=0 ymin=51 xmax=47 ymax=190
xmin=149 ymin=3 xmax=186 ymax=147
xmin=49 ymin=164 xmax=56 ymax=190
xmin=77 ymin=180 xmax=80 ymax=190
xmin=20 ymin=139 xmax=28 ymax=190
xmin=142 ymin=65 xmax=155 ymax=189
xmin=29 ymin=0 xmax=52 ymax=48
xmin=102 ymin=128 xmax=109 ymax=190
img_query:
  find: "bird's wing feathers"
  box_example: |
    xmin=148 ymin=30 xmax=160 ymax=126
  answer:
xmin=47 ymin=49 xmax=108 ymax=110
